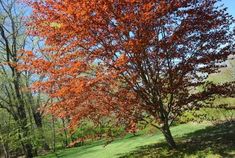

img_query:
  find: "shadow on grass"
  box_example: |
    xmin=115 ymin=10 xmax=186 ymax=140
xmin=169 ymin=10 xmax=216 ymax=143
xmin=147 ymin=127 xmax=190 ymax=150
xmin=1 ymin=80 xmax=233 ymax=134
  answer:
xmin=119 ymin=121 xmax=235 ymax=158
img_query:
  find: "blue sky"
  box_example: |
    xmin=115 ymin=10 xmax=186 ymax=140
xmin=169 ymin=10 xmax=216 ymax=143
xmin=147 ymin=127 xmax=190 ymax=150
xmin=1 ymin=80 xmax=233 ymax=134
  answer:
xmin=222 ymin=0 xmax=235 ymax=17
xmin=22 ymin=1 xmax=235 ymax=18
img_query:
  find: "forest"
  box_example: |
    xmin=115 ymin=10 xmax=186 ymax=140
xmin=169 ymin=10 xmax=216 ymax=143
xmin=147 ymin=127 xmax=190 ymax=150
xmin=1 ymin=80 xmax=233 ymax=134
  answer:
xmin=0 ymin=0 xmax=234 ymax=158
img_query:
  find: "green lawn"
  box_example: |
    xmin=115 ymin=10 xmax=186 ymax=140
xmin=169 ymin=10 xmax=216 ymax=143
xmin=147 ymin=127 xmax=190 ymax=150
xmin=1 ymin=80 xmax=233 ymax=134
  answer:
xmin=38 ymin=121 xmax=235 ymax=158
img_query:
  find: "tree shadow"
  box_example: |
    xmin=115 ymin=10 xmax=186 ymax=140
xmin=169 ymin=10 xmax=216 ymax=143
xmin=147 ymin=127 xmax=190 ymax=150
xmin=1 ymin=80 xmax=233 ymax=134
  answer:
xmin=119 ymin=121 xmax=235 ymax=158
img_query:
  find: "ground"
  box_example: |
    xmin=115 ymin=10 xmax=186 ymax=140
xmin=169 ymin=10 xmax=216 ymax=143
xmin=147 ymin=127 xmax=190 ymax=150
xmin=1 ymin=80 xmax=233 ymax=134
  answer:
xmin=38 ymin=120 xmax=235 ymax=158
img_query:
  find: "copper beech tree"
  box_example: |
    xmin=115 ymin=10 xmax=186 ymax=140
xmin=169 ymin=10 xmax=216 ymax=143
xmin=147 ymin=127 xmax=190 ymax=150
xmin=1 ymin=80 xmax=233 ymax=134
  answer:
xmin=25 ymin=0 xmax=235 ymax=148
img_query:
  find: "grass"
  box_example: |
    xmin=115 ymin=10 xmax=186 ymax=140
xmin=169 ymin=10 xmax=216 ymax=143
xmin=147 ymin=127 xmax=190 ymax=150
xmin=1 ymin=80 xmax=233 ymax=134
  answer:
xmin=121 ymin=121 xmax=235 ymax=158
xmin=38 ymin=121 xmax=235 ymax=158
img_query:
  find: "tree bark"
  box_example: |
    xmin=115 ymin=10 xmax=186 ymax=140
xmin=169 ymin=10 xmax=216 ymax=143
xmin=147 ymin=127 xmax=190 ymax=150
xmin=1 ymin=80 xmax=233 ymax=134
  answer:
xmin=62 ymin=118 xmax=68 ymax=147
xmin=1 ymin=140 xmax=9 ymax=158
xmin=33 ymin=111 xmax=50 ymax=151
xmin=14 ymin=67 xmax=36 ymax=158
xmin=24 ymin=143 xmax=33 ymax=158
xmin=52 ymin=116 xmax=56 ymax=152
xmin=18 ymin=117 xmax=33 ymax=158
xmin=17 ymin=108 xmax=33 ymax=158
xmin=161 ymin=122 xmax=176 ymax=149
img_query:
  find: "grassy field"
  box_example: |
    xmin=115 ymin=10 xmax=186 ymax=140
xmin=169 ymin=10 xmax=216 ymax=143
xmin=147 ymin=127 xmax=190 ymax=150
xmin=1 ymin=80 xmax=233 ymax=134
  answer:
xmin=38 ymin=121 xmax=235 ymax=158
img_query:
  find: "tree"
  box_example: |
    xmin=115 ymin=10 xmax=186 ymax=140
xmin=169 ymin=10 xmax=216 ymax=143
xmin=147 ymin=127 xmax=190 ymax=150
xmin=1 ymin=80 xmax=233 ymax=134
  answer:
xmin=0 ymin=0 xmax=34 ymax=156
xmin=0 ymin=0 xmax=49 ymax=156
xmin=27 ymin=0 xmax=235 ymax=148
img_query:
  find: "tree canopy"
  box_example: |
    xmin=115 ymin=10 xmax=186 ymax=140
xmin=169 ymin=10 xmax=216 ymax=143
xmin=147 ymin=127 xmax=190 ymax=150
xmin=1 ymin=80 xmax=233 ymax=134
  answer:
xmin=26 ymin=0 xmax=235 ymax=148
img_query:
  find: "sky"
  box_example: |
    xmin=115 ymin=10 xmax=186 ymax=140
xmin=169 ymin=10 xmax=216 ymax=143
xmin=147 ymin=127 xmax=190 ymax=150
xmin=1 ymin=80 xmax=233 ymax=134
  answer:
xmin=20 ymin=1 xmax=235 ymax=18
xmin=222 ymin=0 xmax=235 ymax=17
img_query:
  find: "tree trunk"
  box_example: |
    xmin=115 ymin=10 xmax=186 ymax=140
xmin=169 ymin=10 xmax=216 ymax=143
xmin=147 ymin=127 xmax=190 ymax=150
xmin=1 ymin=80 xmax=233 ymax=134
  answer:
xmin=1 ymin=139 xmax=9 ymax=158
xmin=17 ymin=109 xmax=33 ymax=158
xmin=33 ymin=111 xmax=50 ymax=151
xmin=62 ymin=118 xmax=68 ymax=147
xmin=24 ymin=143 xmax=33 ymax=158
xmin=161 ymin=122 xmax=176 ymax=149
xmin=52 ymin=116 xmax=56 ymax=152
xmin=12 ymin=70 xmax=33 ymax=158
xmin=19 ymin=119 xmax=33 ymax=158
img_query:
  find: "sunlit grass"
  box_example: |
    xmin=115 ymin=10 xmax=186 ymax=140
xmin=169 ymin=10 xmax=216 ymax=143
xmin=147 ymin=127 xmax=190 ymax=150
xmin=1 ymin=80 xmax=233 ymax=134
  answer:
xmin=37 ymin=122 xmax=235 ymax=158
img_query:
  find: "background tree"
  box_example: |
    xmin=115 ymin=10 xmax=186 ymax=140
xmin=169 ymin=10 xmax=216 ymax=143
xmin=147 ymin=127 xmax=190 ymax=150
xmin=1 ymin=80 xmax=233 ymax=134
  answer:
xmin=27 ymin=0 xmax=235 ymax=149
xmin=0 ymin=0 xmax=51 ymax=156
xmin=0 ymin=0 xmax=34 ymax=156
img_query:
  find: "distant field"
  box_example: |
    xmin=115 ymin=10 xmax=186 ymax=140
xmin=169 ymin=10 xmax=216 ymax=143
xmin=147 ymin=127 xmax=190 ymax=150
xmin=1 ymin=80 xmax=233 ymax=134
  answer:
xmin=38 ymin=121 xmax=235 ymax=158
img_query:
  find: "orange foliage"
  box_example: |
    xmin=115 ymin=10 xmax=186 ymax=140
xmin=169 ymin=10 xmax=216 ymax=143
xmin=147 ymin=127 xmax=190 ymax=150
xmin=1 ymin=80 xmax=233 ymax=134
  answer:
xmin=25 ymin=0 xmax=235 ymax=144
